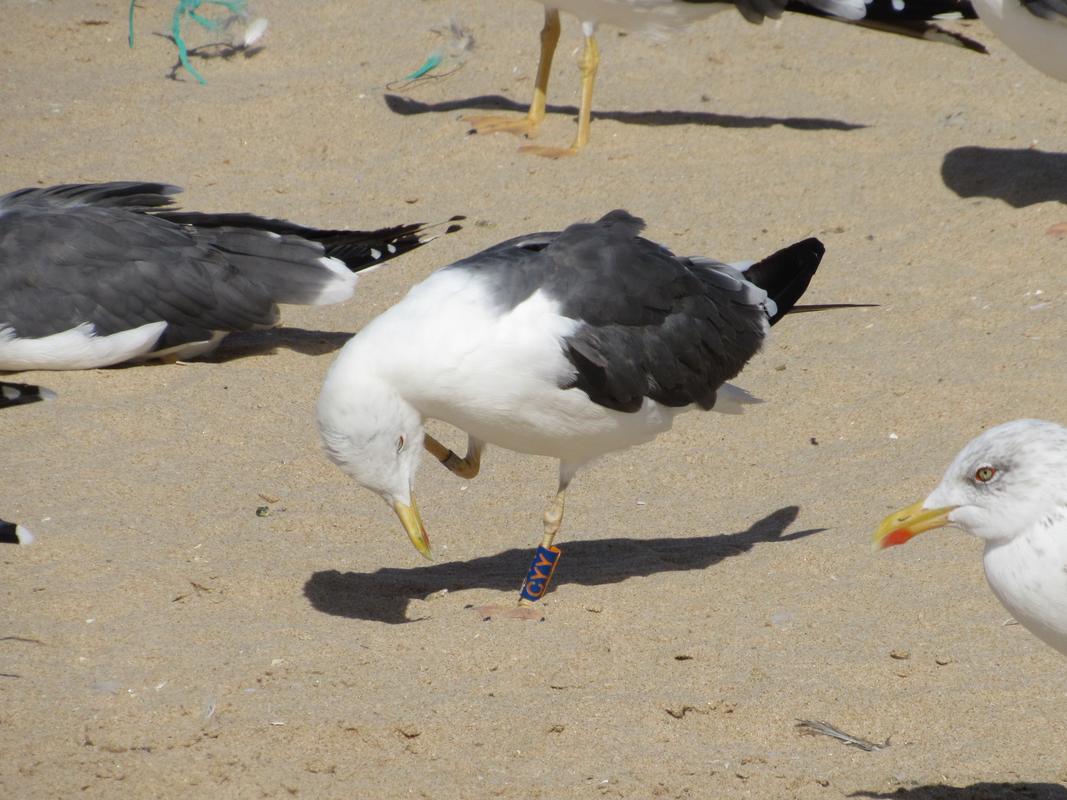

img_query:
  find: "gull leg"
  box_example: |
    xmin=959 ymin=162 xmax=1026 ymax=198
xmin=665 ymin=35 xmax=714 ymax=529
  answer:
xmin=424 ymin=434 xmax=483 ymax=480
xmin=466 ymin=9 xmax=560 ymax=137
xmin=472 ymin=468 xmax=576 ymax=621
xmin=520 ymin=26 xmax=599 ymax=158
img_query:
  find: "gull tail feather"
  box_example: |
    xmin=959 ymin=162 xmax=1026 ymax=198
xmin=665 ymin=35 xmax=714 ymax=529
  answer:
xmin=742 ymin=238 xmax=825 ymax=326
xmin=154 ymin=211 xmax=466 ymax=274
xmin=0 ymin=519 xmax=35 ymax=545
xmin=713 ymin=383 xmax=764 ymax=415
xmin=0 ymin=381 xmax=56 ymax=409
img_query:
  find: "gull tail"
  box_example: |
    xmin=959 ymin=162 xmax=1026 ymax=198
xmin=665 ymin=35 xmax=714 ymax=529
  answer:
xmin=0 ymin=381 xmax=56 ymax=409
xmin=742 ymin=238 xmax=825 ymax=326
xmin=147 ymin=212 xmax=465 ymax=308
xmin=786 ymin=0 xmax=989 ymax=52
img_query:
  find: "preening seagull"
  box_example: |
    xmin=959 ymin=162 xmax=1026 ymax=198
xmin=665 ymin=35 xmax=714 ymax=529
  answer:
xmin=467 ymin=0 xmax=987 ymax=157
xmin=968 ymin=0 xmax=1067 ymax=81
xmin=318 ymin=210 xmax=826 ymax=612
xmin=0 ymin=182 xmax=462 ymax=371
xmin=875 ymin=419 xmax=1067 ymax=657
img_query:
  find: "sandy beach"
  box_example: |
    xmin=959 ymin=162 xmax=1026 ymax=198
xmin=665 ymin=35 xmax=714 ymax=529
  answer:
xmin=3 ymin=1 xmax=1067 ymax=797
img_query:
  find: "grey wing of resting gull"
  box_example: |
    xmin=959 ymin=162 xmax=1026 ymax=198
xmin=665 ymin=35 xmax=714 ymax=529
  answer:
xmin=0 ymin=182 xmax=463 ymax=371
xmin=465 ymin=0 xmax=985 ymax=157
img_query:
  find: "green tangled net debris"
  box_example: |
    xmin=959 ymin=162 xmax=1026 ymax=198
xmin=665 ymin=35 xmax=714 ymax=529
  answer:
xmin=128 ymin=0 xmax=248 ymax=85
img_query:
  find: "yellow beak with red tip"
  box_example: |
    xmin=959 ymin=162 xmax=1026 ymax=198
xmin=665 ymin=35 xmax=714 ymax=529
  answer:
xmin=394 ymin=496 xmax=433 ymax=561
xmin=873 ymin=500 xmax=957 ymax=550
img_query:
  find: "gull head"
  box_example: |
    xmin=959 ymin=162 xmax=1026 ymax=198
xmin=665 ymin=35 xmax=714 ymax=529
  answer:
xmin=317 ymin=363 xmax=432 ymax=560
xmin=875 ymin=419 xmax=1067 ymax=548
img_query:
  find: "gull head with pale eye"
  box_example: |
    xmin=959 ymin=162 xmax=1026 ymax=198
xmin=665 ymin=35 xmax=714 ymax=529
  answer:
xmin=875 ymin=419 xmax=1067 ymax=548
xmin=316 ymin=363 xmax=431 ymax=560
xmin=874 ymin=419 xmax=1067 ymax=658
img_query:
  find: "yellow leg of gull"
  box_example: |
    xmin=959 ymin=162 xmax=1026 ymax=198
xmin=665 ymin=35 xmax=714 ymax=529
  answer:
xmin=520 ymin=31 xmax=599 ymax=158
xmin=473 ymin=478 xmax=571 ymax=621
xmin=423 ymin=434 xmax=482 ymax=479
xmin=466 ymin=9 xmax=560 ymax=137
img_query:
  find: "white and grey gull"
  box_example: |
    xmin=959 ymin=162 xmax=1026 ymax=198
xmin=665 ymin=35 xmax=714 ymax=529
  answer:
xmin=0 ymin=182 xmax=462 ymax=371
xmin=318 ymin=210 xmax=828 ymax=614
xmin=875 ymin=419 xmax=1067 ymax=657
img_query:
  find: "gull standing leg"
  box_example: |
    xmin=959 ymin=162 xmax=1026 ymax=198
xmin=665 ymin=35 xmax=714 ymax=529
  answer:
xmin=466 ymin=9 xmax=561 ymax=138
xmin=521 ymin=22 xmax=599 ymax=158
xmin=424 ymin=433 xmax=483 ymax=479
xmin=473 ymin=469 xmax=575 ymax=621
xmin=517 ymin=475 xmax=571 ymax=605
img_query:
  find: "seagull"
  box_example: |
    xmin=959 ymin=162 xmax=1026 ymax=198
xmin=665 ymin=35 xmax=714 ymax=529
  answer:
xmin=318 ymin=209 xmax=826 ymax=614
xmin=0 ymin=182 xmax=462 ymax=371
xmin=466 ymin=0 xmax=987 ymax=157
xmin=874 ymin=419 xmax=1067 ymax=657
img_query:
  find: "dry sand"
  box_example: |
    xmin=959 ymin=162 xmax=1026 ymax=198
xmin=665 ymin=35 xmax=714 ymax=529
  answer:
xmin=3 ymin=1 xmax=1067 ymax=798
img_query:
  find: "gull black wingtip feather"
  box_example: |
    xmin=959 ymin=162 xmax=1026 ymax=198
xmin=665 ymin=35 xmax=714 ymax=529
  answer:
xmin=0 ymin=381 xmax=55 ymax=409
xmin=0 ymin=519 xmax=35 ymax=545
xmin=741 ymin=237 xmax=825 ymax=325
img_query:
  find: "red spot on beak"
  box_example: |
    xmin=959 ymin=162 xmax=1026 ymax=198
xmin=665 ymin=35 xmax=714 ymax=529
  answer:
xmin=880 ymin=527 xmax=914 ymax=549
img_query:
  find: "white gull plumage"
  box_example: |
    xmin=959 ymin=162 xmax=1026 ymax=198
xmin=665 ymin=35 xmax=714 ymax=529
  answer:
xmin=875 ymin=419 xmax=1067 ymax=657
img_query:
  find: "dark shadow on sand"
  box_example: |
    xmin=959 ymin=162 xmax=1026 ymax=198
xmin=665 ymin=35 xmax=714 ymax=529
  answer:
xmin=851 ymin=783 xmax=1067 ymax=800
xmin=207 ymin=327 xmax=354 ymax=361
xmin=942 ymin=146 xmax=1067 ymax=208
xmin=304 ymin=505 xmax=824 ymax=624
xmin=384 ymin=93 xmax=867 ymax=133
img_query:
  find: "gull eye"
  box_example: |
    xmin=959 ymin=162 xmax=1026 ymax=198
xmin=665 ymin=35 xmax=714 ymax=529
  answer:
xmin=396 ymin=435 xmax=406 ymax=453
xmin=975 ymin=466 xmax=996 ymax=483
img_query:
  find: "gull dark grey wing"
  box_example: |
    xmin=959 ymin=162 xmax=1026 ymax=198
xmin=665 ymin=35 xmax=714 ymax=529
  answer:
xmin=444 ymin=210 xmax=809 ymax=414
xmin=0 ymin=181 xmax=181 ymax=213
xmin=155 ymin=211 xmax=465 ymax=273
xmin=0 ymin=204 xmax=280 ymax=344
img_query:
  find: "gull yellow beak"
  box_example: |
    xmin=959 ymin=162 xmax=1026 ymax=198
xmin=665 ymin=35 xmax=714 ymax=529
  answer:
xmin=873 ymin=499 xmax=956 ymax=550
xmin=394 ymin=495 xmax=433 ymax=561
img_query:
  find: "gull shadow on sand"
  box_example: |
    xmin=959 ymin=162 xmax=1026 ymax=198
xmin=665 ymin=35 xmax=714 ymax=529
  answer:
xmin=851 ymin=783 xmax=1067 ymax=800
xmin=206 ymin=327 xmax=354 ymax=362
xmin=304 ymin=505 xmax=823 ymax=624
xmin=942 ymin=146 xmax=1067 ymax=207
xmin=384 ymin=94 xmax=867 ymax=133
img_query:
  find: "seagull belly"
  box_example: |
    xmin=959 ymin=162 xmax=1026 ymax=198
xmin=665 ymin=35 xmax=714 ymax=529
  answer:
xmin=0 ymin=320 xmax=168 ymax=371
xmin=983 ymin=523 xmax=1067 ymax=656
